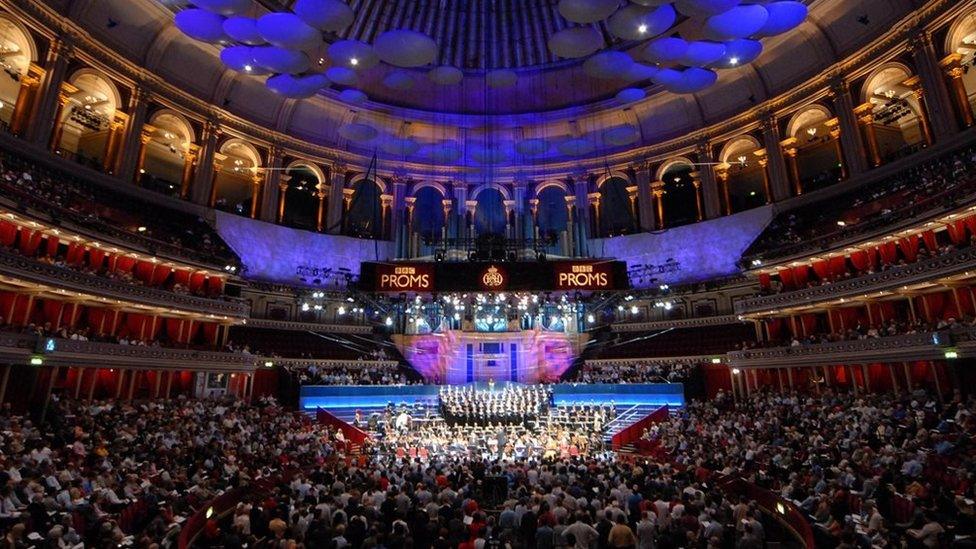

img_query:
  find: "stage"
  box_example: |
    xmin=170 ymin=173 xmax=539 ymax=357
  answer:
xmin=299 ymin=381 xmax=685 ymax=410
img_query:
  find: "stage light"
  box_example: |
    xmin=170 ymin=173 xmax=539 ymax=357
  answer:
xmin=453 ymin=313 xmax=460 ymax=320
xmin=301 ymin=303 xmax=310 ymax=311
xmin=729 ymin=56 xmax=739 ymax=65
xmin=836 ymin=220 xmax=846 ymax=226
xmin=732 ymin=368 xmax=741 ymax=375
xmin=137 ymin=226 xmax=147 ymax=232
xmin=264 ymin=360 xmax=274 ymax=367
xmin=587 ymin=314 xmax=595 ymax=323
xmin=29 ymin=356 xmax=43 ymax=366
xmin=630 ymin=305 xmax=638 ymax=314
xmin=711 ymin=357 xmax=721 ymax=364
xmin=385 ymin=316 xmax=393 ymax=326
xmin=338 ymin=306 xmax=345 ymax=315
xmin=638 ymin=23 xmax=648 ymax=34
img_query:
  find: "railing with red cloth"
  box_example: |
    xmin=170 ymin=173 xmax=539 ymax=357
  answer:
xmin=177 ymin=470 xmax=298 ymax=549
xmin=610 ymin=406 xmax=669 ymax=450
xmin=711 ymin=475 xmax=816 ymax=549
xmin=315 ymin=407 xmax=371 ymax=447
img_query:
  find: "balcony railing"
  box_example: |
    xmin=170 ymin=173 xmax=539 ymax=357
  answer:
xmin=245 ymin=318 xmax=373 ymax=333
xmin=736 ymin=246 xmax=976 ymax=315
xmin=726 ymin=331 xmax=949 ymax=368
xmin=0 ymin=247 xmax=248 ymax=318
xmin=612 ymin=315 xmax=744 ymax=332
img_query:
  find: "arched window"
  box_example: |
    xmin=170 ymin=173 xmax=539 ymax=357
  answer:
xmin=860 ymin=64 xmax=927 ymax=161
xmin=142 ymin=110 xmax=196 ymax=196
xmin=0 ymin=17 xmax=36 ymax=126
xmin=345 ymin=179 xmax=383 ymax=239
xmin=536 ymin=186 xmax=568 ymax=238
xmin=598 ymin=176 xmax=636 ymax=237
xmin=474 ymin=187 xmax=506 ymax=236
xmin=58 ymin=69 xmax=122 ymax=168
xmin=660 ymin=164 xmax=698 ymax=228
xmin=214 ymin=139 xmax=262 ymax=216
xmin=785 ymin=106 xmax=842 ymax=192
xmin=282 ymin=165 xmax=320 ymax=230
xmin=720 ymin=137 xmax=766 ymax=214
xmin=413 ymin=186 xmax=446 ymax=240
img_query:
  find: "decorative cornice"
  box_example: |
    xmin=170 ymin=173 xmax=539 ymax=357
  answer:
xmin=611 ymin=315 xmax=744 ymax=332
xmin=245 ymin=318 xmax=373 ymax=334
xmin=0 ymin=247 xmax=248 ymax=318
xmin=737 ymin=246 xmax=976 ymax=315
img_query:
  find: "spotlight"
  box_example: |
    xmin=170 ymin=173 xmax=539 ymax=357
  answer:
xmin=350 ymin=57 xmax=359 ymax=66
xmin=638 ymin=23 xmax=648 ymax=34
xmin=729 ymin=56 xmax=739 ymax=66
xmin=385 ymin=316 xmax=393 ymax=326
xmin=244 ymin=64 xmax=252 ymax=72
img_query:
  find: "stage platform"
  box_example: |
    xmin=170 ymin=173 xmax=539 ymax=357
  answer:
xmin=299 ymin=382 xmax=685 ymax=411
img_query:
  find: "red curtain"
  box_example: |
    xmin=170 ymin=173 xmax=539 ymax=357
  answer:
xmin=899 ymin=235 xmax=920 ymax=263
xmin=766 ymin=318 xmax=786 ymax=342
xmin=189 ymin=272 xmax=207 ymax=293
xmin=65 ymin=243 xmax=85 ymax=265
xmin=811 ymin=260 xmax=829 ymax=280
xmin=150 ymin=266 xmax=172 ymax=287
xmin=88 ymin=248 xmax=106 ymax=271
xmin=828 ymin=256 xmax=848 ymax=278
xmin=44 ymin=236 xmax=59 ymax=257
xmin=202 ymin=323 xmax=220 ymax=346
xmin=921 ymin=230 xmax=938 ymax=252
xmin=18 ymin=229 xmax=43 ymax=256
xmin=124 ymin=313 xmax=147 ymax=340
xmin=947 ymin=220 xmax=968 ymax=245
xmin=849 ymin=251 xmax=870 ymax=272
xmin=42 ymin=300 xmax=64 ymax=329
xmin=878 ymin=242 xmax=898 ymax=265
xmin=134 ymin=261 xmax=155 ymax=283
xmin=251 ymin=369 xmax=279 ymax=399
xmin=792 ymin=266 xmax=809 ymax=288
xmin=965 ymin=215 xmax=976 ymax=237
xmin=115 ymin=256 xmax=137 ymax=273
xmin=173 ymin=269 xmax=191 ymax=287
xmin=799 ymin=313 xmax=819 ymax=337
xmin=208 ymin=277 xmax=225 ymax=296
xmin=778 ymin=269 xmax=795 ymax=290
xmin=0 ymin=220 xmax=16 ymax=246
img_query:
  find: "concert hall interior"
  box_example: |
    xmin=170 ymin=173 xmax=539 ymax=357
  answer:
xmin=0 ymin=0 xmax=975 ymax=548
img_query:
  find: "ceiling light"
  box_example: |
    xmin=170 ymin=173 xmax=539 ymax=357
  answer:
xmin=737 ymin=155 xmax=747 ymax=164
xmin=729 ymin=56 xmax=739 ymax=65
xmin=243 ymin=64 xmax=252 ymax=72
xmin=837 ymin=220 xmax=846 ymax=226
xmin=350 ymin=57 xmax=359 ymax=66
xmin=637 ymin=23 xmax=648 ymax=34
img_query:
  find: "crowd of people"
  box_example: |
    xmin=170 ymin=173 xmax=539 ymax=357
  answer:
xmin=746 ymin=143 xmax=976 ymax=260
xmin=644 ymin=388 xmax=976 ymax=547
xmin=0 ymin=150 xmax=236 ymax=265
xmin=565 ymin=361 xmax=698 ymax=384
xmin=0 ymin=396 xmax=342 ymax=548
xmin=439 ymin=385 xmax=553 ymax=426
xmin=283 ymin=360 xmax=419 ymax=386
xmin=763 ymin=316 xmax=974 ymax=348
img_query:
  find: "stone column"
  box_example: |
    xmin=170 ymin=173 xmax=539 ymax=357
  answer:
xmin=133 ymin=125 xmax=156 ymax=185
xmin=632 ymin=162 xmax=656 ymax=231
xmin=759 ymin=113 xmax=791 ymax=201
xmin=28 ymin=38 xmax=73 ymax=147
xmin=47 ymin=83 xmax=77 ymax=152
xmin=941 ymin=54 xmax=975 ymax=128
xmin=902 ymin=76 xmax=934 ymax=146
xmin=854 ymin=103 xmax=882 ymax=167
xmin=249 ymin=170 xmax=264 ymax=219
xmin=503 ymin=199 xmax=516 ymax=238
xmin=464 ymin=199 xmax=478 ymax=239
xmin=102 ymin=111 xmax=129 ymax=175
xmin=824 ymin=118 xmax=847 ymax=179
xmin=390 ymin=176 xmax=407 ymax=238
xmin=651 ymin=182 xmax=665 ymax=230
xmin=690 ymin=172 xmax=704 ymax=221
xmin=277 ymin=177 xmax=291 ymax=223
xmin=625 ymin=186 xmax=639 ymax=228
xmin=716 ymin=164 xmax=732 ymax=215
xmin=259 ymin=147 xmax=283 ymax=222
xmin=180 ymin=144 xmax=199 ymax=199
xmin=696 ymin=140 xmax=721 ymax=219
xmin=587 ymin=192 xmax=602 ymax=236
xmin=325 ymin=163 xmax=347 ymax=234
xmin=207 ymin=153 xmax=226 ymax=207
xmin=781 ymin=138 xmax=802 ymax=196
xmin=380 ymin=193 xmax=394 ymax=240
xmin=116 ymin=86 xmax=151 ymax=181
xmin=441 ymin=198 xmax=453 ymax=241
xmin=755 ymin=151 xmax=773 ymax=204
xmin=191 ymin=119 xmax=221 ymax=205
xmin=403 ymin=196 xmax=416 ymax=255
xmin=316 ymin=184 xmax=329 ymax=232
xmin=341 ymin=187 xmax=355 ymax=233
xmin=9 ymin=63 xmax=44 ymax=136
xmin=572 ymin=174 xmax=591 ymax=237
xmin=908 ymin=33 xmax=958 ymax=140
xmin=829 ymin=78 xmax=869 ymax=175
xmin=564 ymin=196 xmax=576 ymax=256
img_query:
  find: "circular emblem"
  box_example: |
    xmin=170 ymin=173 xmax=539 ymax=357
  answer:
xmin=482 ymin=265 xmax=504 ymax=288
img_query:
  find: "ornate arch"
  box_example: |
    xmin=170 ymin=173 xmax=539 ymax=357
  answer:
xmin=347 ymin=173 xmax=388 ymax=194
xmin=533 ymin=179 xmax=571 ymax=196
xmin=655 ymin=157 xmax=695 ymax=182
xmin=148 ymin=108 xmax=196 ymax=144
xmin=0 ymin=15 xmax=38 ymax=64
xmin=595 ymin=171 xmax=632 ymax=189
xmin=718 ymin=135 xmax=762 ymax=163
xmin=285 ymin=160 xmax=326 ymax=185
xmin=218 ymin=138 xmax=262 ymax=167
xmin=470 ymin=182 xmax=512 ymax=201
xmin=785 ymin=104 xmax=834 ymax=138
xmin=859 ymin=61 xmax=915 ymax=105
xmin=410 ymin=180 xmax=448 ymax=198
xmin=944 ymin=10 xmax=976 ymax=57
xmin=67 ymin=68 xmax=123 ymax=114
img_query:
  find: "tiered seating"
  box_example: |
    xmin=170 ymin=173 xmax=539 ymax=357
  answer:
xmin=592 ymin=324 xmax=756 ymax=359
xmin=227 ymin=326 xmax=374 ymax=359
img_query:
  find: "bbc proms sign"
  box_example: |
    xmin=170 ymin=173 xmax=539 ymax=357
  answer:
xmin=360 ymin=260 xmax=627 ymax=292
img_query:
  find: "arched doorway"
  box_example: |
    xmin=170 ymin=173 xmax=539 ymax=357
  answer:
xmin=474 ymin=186 xmax=507 ymax=236
xmin=719 ymin=136 xmax=767 ymax=214
xmin=282 ymin=164 xmax=321 ymax=230
xmin=57 ymin=69 xmax=122 ymax=169
xmin=413 ymin=186 xmax=446 ymax=242
xmin=0 ymin=17 xmax=37 ymax=127
xmin=142 ymin=110 xmax=195 ymax=197
xmin=658 ymin=159 xmax=699 ymax=228
xmin=345 ymin=178 xmax=384 ymax=239
xmin=213 ymin=139 xmax=262 ymax=216
xmin=785 ymin=105 xmax=843 ymax=193
xmin=598 ymin=176 xmax=636 ymax=237
xmin=860 ymin=64 xmax=927 ymax=162
xmin=946 ymin=11 xmax=976 ymax=115
xmin=536 ymin=185 xmax=569 ymax=241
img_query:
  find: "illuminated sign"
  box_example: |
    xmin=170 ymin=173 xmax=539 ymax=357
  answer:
xmin=554 ymin=263 xmax=613 ymax=290
xmin=377 ymin=265 xmax=433 ymax=291
xmin=481 ymin=265 xmax=506 ymax=289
